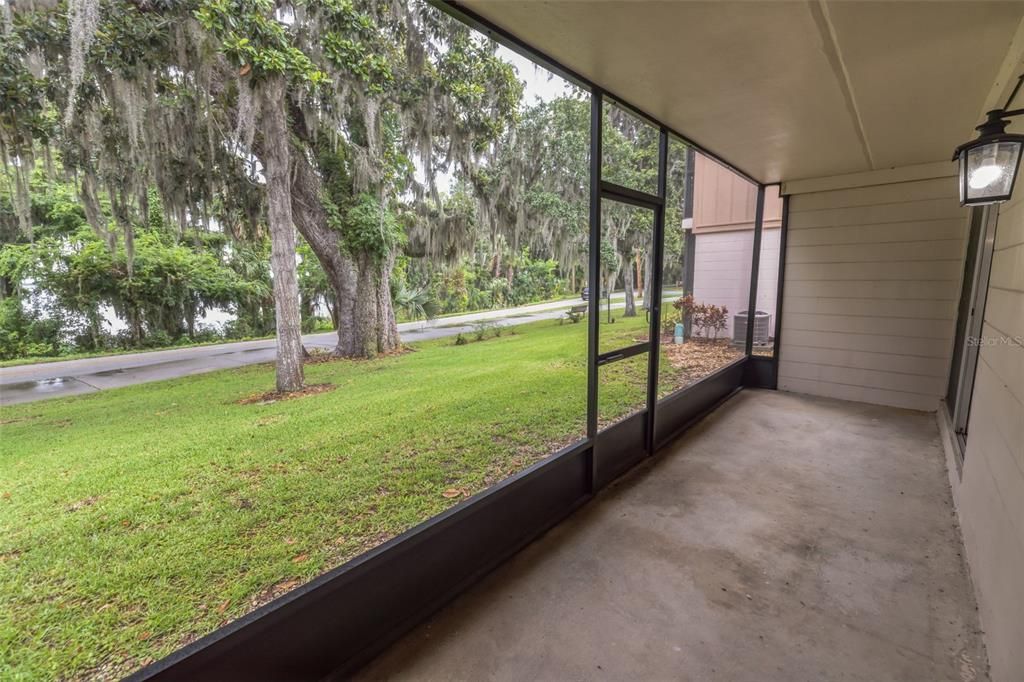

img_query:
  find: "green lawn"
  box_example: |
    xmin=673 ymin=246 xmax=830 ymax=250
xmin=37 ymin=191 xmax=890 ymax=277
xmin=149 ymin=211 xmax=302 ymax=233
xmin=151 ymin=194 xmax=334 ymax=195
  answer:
xmin=0 ymin=316 xmax=664 ymax=679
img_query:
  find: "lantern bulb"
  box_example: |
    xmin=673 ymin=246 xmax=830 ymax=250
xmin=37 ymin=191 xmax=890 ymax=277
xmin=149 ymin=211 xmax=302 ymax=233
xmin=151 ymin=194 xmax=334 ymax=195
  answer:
xmin=968 ymin=164 xmax=1003 ymax=190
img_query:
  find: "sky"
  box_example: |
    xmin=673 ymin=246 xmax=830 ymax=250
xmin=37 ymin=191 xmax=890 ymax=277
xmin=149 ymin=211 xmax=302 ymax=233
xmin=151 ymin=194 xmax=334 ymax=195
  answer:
xmin=496 ymin=45 xmax=580 ymax=104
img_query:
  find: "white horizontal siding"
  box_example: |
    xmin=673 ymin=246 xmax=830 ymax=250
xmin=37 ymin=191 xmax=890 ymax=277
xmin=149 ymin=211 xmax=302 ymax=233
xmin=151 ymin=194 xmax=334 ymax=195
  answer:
xmin=957 ymin=186 xmax=1024 ymax=682
xmin=787 ymin=218 xmax=966 ymax=247
xmin=989 ymin=242 xmax=1024 ymax=291
xmin=984 ymin=287 xmax=1024 ymax=340
xmin=787 ymin=196 xmax=962 ymax=229
xmin=779 ymin=175 xmax=967 ymax=411
xmin=786 ymin=259 xmax=962 ymax=281
xmin=782 ymin=329 xmax=952 ymax=358
xmin=783 ymin=176 xmax=956 ymax=210
xmin=781 ymin=279 xmax=959 ymax=301
xmin=787 ymin=238 xmax=963 ymax=263
xmin=692 ymin=227 xmax=783 ymax=340
xmin=781 ymin=345 xmax=949 ymax=376
xmin=977 ymin=320 xmax=1024 ymax=406
xmin=783 ymin=296 xmax=955 ymax=319
xmin=692 ymin=230 xmax=754 ymax=339
xmin=784 ymin=312 xmax=954 ymax=339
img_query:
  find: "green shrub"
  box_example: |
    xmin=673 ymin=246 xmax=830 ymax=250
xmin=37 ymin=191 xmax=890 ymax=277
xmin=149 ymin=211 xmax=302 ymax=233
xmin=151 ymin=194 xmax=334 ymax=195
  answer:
xmin=0 ymin=298 xmax=62 ymax=360
xmin=472 ymin=320 xmax=497 ymax=341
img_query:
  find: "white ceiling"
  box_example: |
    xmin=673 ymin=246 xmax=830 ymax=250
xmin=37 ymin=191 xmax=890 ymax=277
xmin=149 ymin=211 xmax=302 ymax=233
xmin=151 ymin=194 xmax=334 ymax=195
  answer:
xmin=455 ymin=0 xmax=1024 ymax=184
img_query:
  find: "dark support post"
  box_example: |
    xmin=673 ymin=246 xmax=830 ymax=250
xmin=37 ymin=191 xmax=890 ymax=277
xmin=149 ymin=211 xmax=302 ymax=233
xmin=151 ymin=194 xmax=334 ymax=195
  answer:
xmin=682 ymin=147 xmax=696 ymax=339
xmin=646 ymin=128 xmax=669 ymax=454
xmin=682 ymin=232 xmax=695 ymax=339
xmin=586 ymin=89 xmax=603 ymax=471
xmin=683 ymin=147 xmax=695 ymax=222
xmin=744 ymin=185 xmax=765 ymax=356
xmin=772 ymin=194 xmax=789 ymax=375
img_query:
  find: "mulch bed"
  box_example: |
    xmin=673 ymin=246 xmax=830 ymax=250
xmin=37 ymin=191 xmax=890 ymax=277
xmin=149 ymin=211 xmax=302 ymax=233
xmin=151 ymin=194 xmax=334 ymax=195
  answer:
xmin=236 ymin=383 xmax=336 ymax=405
xmin=661 ymin=336 xmax=743 ymax=385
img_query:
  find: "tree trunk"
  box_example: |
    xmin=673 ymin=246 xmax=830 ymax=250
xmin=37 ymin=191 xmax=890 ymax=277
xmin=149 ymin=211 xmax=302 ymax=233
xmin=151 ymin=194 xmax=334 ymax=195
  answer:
xmin=349 ymin=250 xmax=400 ymax=357
xmin=603 ymin=265 xmax=615 ymax=306
xmin=288 ymin=149 xmax=400 ymax=357
xmin=643 ymin=251 xmax=653 ymax=308
xmin=492 ymin=249 xmax=502 ymax=278
xmin=288 ymin=149 xmax=360 ymax=356
xmin=259 ymin=76 xmax=304 ymax=393
xmin=88 ymin=309 xmax=101 ymax=350
xmin=635 ymin=252 xmax=643 ymax=301
xmin=129 ymin=307 xmax=142 ymax=345
xmin=324 ymin=298 xmax=338 ymax=329
xmin=623 ymin=255 xmax=637 ymax=317
xmin=281 ymin=99 xmax=400 ymax=358
xmin=300 ymin=294 xmax=314 ymax=331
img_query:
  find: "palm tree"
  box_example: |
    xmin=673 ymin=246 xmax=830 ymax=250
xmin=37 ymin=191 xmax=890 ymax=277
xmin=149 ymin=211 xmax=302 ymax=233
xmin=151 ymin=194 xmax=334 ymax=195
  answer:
xmin=393 ymin=283 xmax=435 ymax=321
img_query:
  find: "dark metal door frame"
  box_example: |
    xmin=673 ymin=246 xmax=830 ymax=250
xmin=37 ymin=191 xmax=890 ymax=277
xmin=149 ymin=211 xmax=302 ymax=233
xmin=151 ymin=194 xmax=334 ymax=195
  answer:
xmin=588 ymin=92 xmax=669 ymax=487
xmin=950 ymin=204 xmax=999 ymax=455
xmin=646 ymin=129 xmax=669 ymax=453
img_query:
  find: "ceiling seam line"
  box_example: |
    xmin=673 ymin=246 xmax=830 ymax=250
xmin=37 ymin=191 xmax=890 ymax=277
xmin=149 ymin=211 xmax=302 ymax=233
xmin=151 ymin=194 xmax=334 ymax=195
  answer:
xmin=807 ymin=0 xmax=875 ymax=170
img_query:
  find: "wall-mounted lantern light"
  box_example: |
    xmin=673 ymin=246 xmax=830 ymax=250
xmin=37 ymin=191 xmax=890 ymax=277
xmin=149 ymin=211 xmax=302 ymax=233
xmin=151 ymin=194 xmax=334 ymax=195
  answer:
xmin=953 ymin=75 xmax=1024 ymax=206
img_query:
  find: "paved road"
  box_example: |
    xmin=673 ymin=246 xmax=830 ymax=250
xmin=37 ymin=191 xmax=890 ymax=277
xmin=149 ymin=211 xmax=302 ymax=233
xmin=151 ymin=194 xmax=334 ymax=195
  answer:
xmin=1 ymin=291 xmax=679 ymax=406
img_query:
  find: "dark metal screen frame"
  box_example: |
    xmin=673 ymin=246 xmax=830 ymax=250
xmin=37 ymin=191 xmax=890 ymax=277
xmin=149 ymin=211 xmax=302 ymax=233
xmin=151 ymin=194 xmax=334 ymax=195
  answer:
xmin=128 ymin=2 xmax=790 ymax=679
xmin=743 ymin=185 xmax=787 ymax=389
xmin=744 ymin=186 xmax=766 ymax=356
xmin=590 ymin=93 xmax=668 ymax=483
xmin=773 ymin=194 xmax=790 ymax=368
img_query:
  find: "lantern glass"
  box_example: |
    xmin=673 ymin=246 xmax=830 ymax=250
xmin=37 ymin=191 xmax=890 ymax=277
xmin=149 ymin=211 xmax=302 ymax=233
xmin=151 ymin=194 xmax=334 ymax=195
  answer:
xmin=960 ymin=139 xmax=1022 ymax=204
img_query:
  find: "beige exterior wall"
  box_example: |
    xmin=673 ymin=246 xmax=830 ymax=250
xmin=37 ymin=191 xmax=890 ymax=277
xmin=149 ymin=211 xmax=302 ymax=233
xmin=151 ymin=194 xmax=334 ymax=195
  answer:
xmin=692 ymin=153 xmax=782 ymax=233
xmin=778 ymin=169 xmax=969 ymax=411
xmin=948 ymin=185 xmax=1024 ymax=682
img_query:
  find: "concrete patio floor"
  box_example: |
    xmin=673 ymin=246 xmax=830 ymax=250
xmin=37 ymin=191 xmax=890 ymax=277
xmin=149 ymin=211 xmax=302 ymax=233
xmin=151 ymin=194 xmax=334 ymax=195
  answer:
xmin=356 ymin=389 xmax=987 ymax=681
